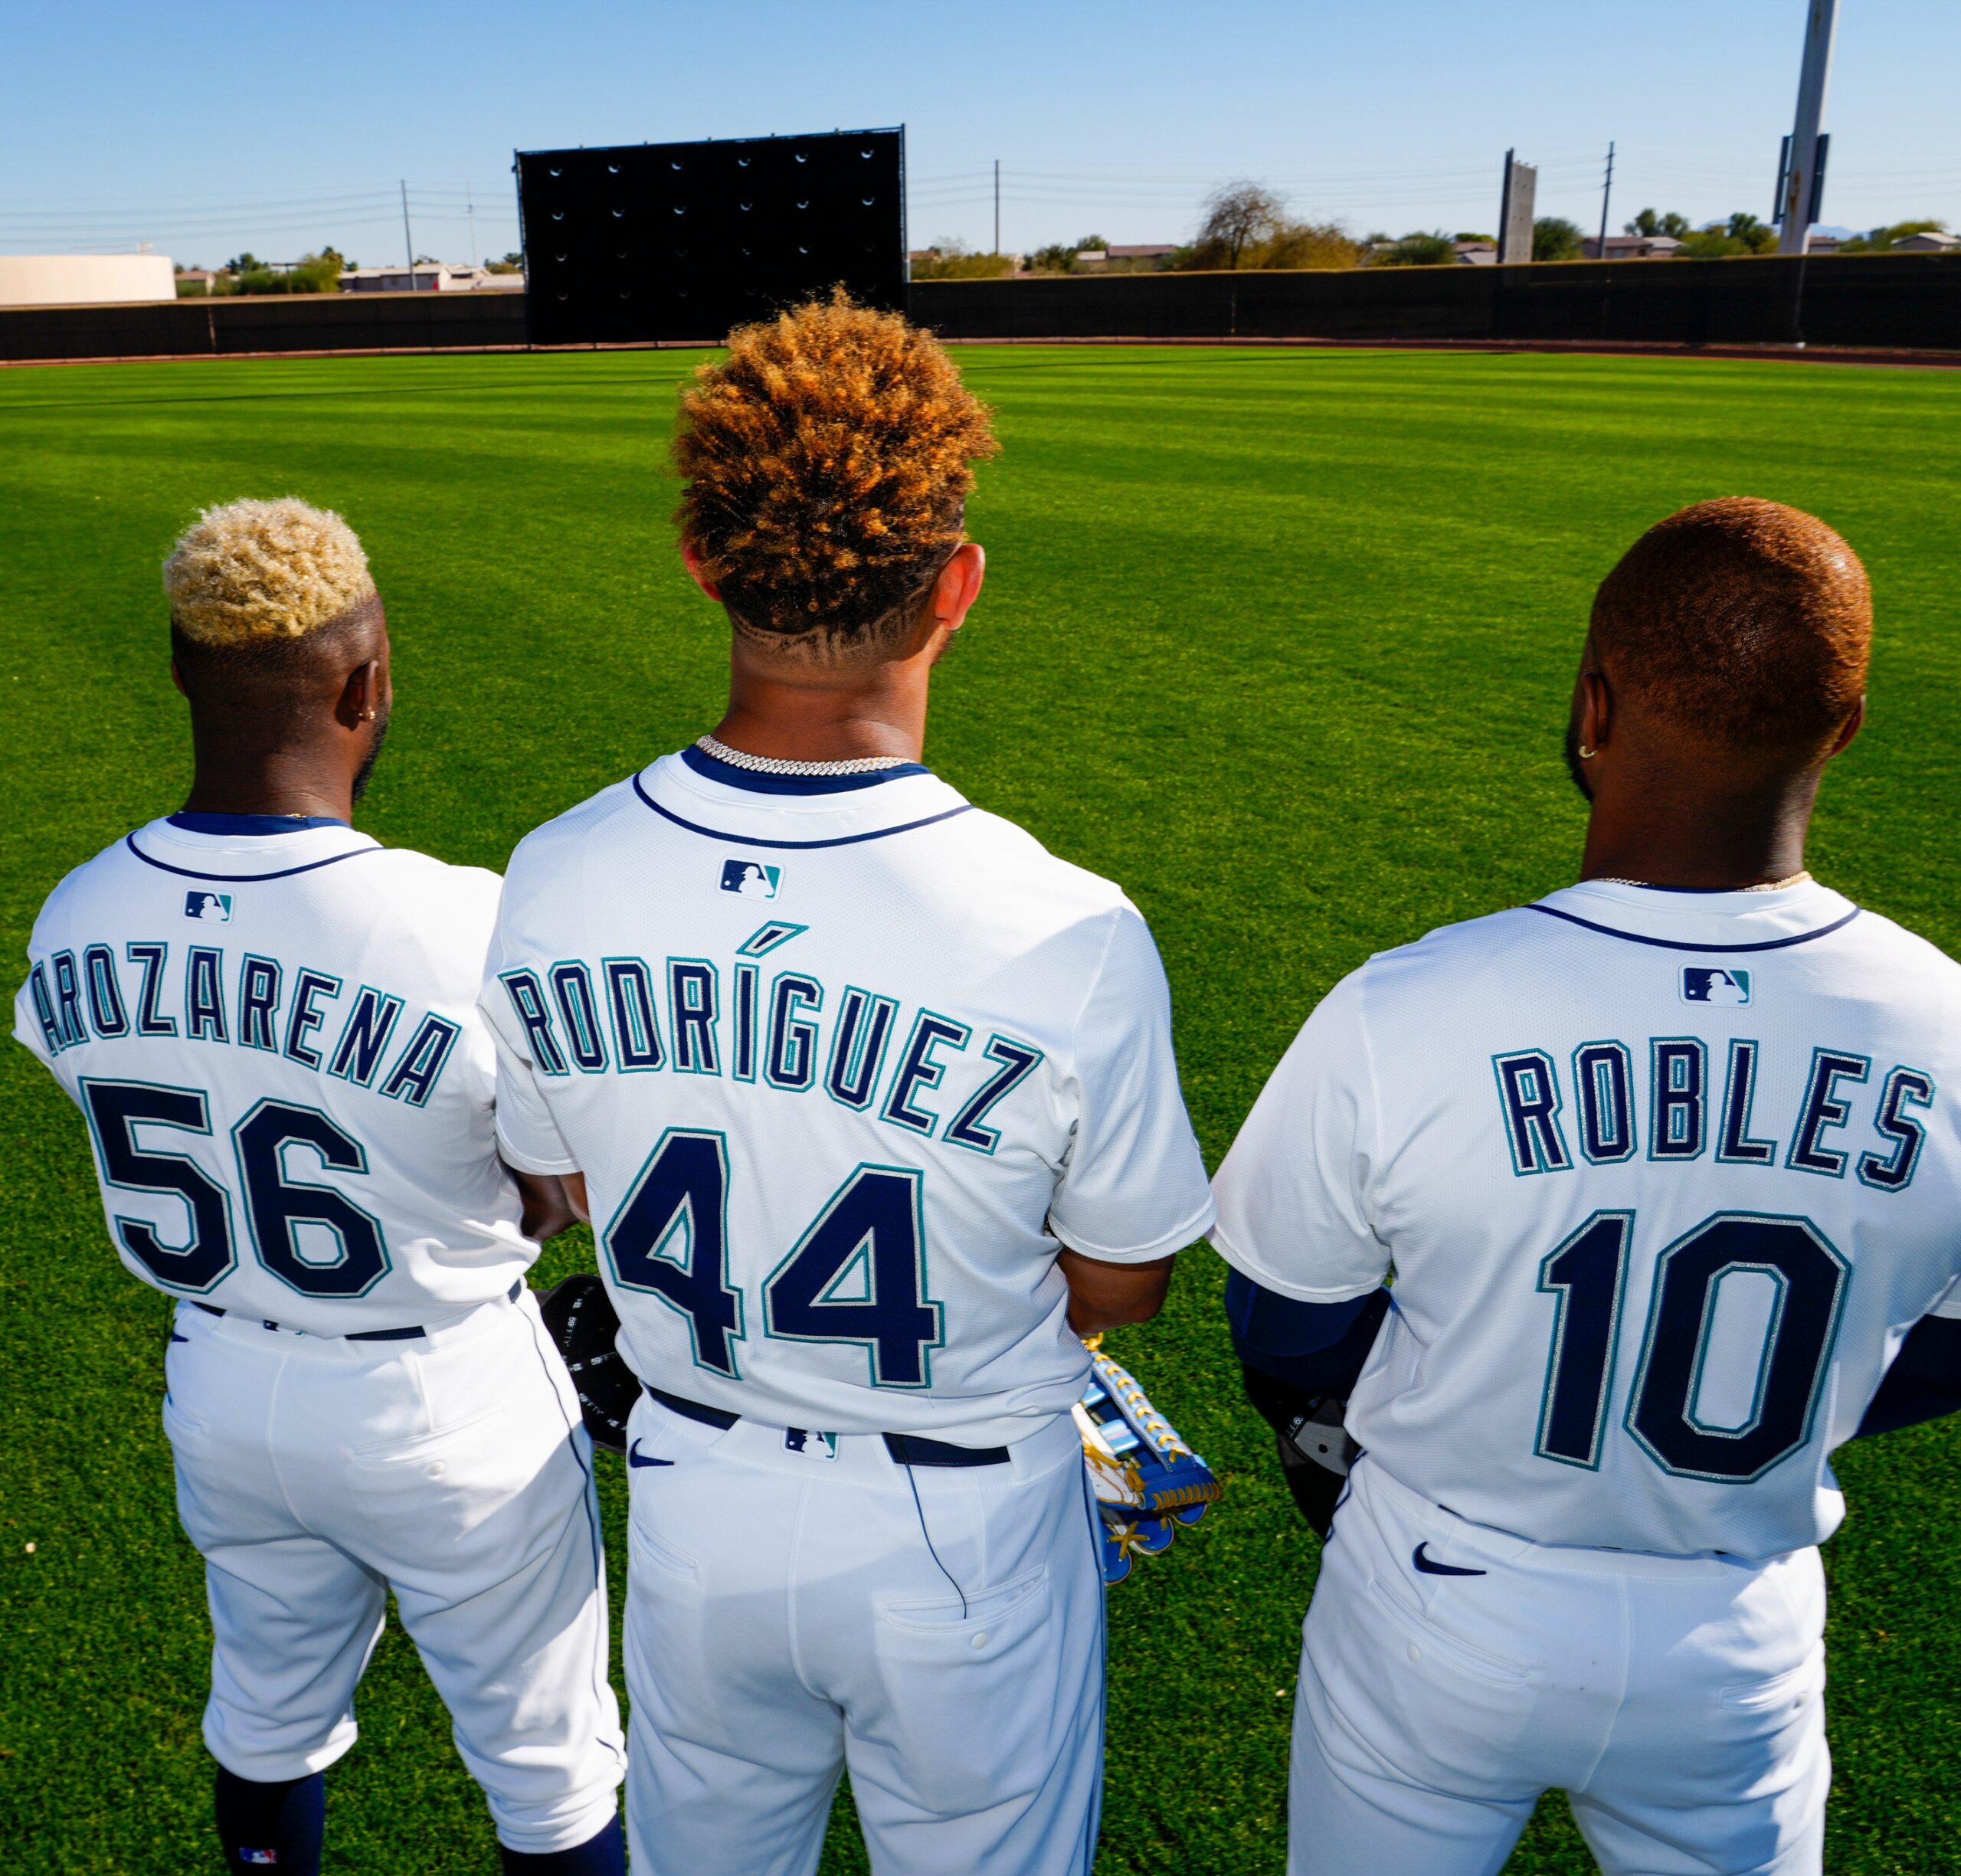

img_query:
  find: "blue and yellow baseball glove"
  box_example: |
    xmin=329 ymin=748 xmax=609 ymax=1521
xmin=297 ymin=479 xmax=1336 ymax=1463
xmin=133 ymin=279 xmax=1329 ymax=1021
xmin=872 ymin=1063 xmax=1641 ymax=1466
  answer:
xmin=1076 ymin=1343 xmax=1223 ymax=1584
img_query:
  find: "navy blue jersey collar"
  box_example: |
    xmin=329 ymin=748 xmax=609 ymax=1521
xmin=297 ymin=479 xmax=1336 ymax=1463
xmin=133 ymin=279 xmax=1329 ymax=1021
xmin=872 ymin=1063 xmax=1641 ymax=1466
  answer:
xmin=679 ymin=743 xmax=931 ymax=795
xmin=168 ymin=812 xmax=351 ymax=836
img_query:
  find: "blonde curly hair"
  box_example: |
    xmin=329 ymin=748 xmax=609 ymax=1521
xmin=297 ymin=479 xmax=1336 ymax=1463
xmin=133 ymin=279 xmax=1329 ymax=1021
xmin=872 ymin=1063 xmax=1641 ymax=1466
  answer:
xmin=673 ymin=293 xmax=997 ymax=644
xmin=163 ymin=498 xmax=377 ymax=647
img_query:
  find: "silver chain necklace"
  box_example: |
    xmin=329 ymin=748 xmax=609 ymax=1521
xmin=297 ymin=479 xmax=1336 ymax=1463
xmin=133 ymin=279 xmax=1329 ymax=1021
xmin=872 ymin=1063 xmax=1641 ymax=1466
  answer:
xmin=696 ymin=733 xmax=911 ymax=778
xmin=1592 ymin=871 xmax=1813 ymax=892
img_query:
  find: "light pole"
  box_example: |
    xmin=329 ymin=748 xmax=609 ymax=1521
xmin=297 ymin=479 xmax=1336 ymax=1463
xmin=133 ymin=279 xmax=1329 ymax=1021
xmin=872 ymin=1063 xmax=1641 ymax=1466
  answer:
xmin=1777 ymin=0 xmax=1840 ymax=256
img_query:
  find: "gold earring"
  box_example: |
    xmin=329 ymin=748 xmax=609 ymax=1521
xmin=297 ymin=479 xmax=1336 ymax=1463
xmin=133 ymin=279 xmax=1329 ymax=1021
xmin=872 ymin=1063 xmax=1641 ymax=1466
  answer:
xmin=1577 ymin=744 xmax=1597 ymax=760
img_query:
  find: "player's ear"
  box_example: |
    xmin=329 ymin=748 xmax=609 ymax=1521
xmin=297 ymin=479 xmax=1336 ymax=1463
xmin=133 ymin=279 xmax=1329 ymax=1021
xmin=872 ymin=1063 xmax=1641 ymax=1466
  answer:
xmin=1825 ymin=695 xmax=1865 ymax=760
xmin=681 ymin=540 xmax=722 ymax=603
xmin=339 ymin=659 xmax=383 ymax=729
xmin=928 ymin=543 xmax=985 ymax=639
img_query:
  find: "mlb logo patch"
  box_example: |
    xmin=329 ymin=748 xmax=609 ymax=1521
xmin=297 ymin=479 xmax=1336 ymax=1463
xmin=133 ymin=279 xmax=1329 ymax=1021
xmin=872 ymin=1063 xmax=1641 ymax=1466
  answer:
xmin=784 ymin=1428 xmax=839 ymax=1461
xmin=184 ymin=890 xmax=233 ymax=923
xmin=1682 ymin=966 xmax=1751 ymax=1006
xmin=721 ymin=859 xmax=781 ymax=900
xmin=238 ymin=1851 xmax=279 ymax=1867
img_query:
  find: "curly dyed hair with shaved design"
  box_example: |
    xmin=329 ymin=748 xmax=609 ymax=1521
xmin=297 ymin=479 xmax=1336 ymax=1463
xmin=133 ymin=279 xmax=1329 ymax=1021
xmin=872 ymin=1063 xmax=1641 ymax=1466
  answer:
xmin=1591 ymin=497 xmax=1871 ymax=755
xmin=673 ymin=293 xmax=997 ymax=648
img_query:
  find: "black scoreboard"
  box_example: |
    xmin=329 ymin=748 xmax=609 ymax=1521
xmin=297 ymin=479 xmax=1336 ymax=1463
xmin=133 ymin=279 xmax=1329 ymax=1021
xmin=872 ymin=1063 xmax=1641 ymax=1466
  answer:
xmin=516 ymin=127 xmax=906 ymax=346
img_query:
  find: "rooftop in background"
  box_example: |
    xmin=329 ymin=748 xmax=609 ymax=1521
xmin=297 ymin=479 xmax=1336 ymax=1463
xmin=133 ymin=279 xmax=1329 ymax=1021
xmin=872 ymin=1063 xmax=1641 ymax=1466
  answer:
xmin=1893 ymin=230 xmax=1961 ymax=250
xmin=1581 ymin=234 xmax=1684 ymax=260
xmin=339 ymin=264 xmax=522 ymax=293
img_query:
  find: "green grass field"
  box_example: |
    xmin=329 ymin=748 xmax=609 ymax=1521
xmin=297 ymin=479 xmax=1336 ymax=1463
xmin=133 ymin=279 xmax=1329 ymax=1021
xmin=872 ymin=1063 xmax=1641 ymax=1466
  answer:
xmin=4 ymin=342 xmax=1960 ymax=1875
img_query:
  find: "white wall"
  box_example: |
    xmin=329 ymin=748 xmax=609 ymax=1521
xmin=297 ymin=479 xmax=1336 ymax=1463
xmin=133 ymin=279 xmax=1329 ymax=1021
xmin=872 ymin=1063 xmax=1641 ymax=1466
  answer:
xmin=0 ymin=254 xmax=177 ymax=308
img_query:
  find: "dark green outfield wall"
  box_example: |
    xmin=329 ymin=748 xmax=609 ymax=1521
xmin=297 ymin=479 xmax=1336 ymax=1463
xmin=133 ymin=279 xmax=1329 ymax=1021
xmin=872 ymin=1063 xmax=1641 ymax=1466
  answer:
xmin=0 ymin=254 xmax=1954 ymax=362
xmin=910 ymin=253 xmax=1961 ymax=351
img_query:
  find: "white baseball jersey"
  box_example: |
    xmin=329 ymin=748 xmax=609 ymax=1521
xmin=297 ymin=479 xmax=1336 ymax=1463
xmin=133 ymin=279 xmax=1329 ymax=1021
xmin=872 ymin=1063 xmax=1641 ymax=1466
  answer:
xmin=483 ymin=747 xmax=1214 ymax=1446
xmin=15 ymin=815 xmax=537 ymax=1331
xmin=1213 ymin=878 xmax=1961 ymax=1561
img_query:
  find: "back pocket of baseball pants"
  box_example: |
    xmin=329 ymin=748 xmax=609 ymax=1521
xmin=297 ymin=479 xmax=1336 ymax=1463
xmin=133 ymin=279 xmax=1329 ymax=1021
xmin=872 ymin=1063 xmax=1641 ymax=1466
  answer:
xmin=872 ymin=1566 xmax=1057 ymax=1815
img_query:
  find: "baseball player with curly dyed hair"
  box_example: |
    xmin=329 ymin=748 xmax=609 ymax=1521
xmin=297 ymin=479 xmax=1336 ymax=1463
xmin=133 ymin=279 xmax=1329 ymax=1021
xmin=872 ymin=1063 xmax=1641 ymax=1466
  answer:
xmin=14 ymin=500 xmax=625 ymax=1874
xmin=483 ymin=296 xmax=1215 ymax=1876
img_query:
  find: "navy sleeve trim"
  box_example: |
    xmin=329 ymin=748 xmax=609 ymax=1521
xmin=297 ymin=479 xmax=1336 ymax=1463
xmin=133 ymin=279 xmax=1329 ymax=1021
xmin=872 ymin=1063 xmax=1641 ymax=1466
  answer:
xmin=1857 ymin=1315 xmax=1961 ymax=1438
xmin=125 ymin=835 xmax=381 ymax=883
xmin=633 ymin=771 xmax=974 ymax=850
xmin=1527 ymin=903 xmax=1861 ymax=954
xmin=679 ymin=745 xmax=932 ymax=794
xmin=1226 ymin=1269 xmax=1391 ymax=1398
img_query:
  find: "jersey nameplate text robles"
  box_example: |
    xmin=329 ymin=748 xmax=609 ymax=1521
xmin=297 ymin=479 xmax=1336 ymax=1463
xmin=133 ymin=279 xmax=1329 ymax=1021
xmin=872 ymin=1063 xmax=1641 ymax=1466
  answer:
xmin=1212 ymin=879 xmax=1961 ymax=1560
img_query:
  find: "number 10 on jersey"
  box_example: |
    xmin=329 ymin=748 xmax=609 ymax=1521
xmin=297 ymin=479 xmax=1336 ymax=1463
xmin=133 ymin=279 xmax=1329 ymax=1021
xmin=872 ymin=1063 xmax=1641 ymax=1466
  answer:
xmin=1537 ymin=1210 xmax=1849 ymax=1484
xmin=603 ymin=1128 xmax=944 ymax=1388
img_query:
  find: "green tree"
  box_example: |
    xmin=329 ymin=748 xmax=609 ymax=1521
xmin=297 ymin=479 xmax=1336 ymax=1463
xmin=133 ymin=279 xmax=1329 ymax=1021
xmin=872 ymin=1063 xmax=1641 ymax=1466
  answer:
xmin=1625 ymin=208 xmax=1691 ymax=238
xmin=1260 ymin=220 xmax=1365 ymax=270
xmin=1533 ymin=217 xmax=1584 ymax=262
xmin=1726 ymin=212 xmax=1778 ymax=254
xmin=1454 ymin=231 xmax=1496 ymax=244
xmin=1188 ymin=182 xmax=1285 ymax=270
xmin=909 ymin=238 xmax=1015 ymax=280
xmin=1838 ymin=218 xmax=1949 ymax=254
xmin=1026 ymin=236 xmax=1107 ymax=275
xmin=1375 ymin=230 xmax=1456 ymax=267
xmin=486 ymin=251 xmax=525 ymax=274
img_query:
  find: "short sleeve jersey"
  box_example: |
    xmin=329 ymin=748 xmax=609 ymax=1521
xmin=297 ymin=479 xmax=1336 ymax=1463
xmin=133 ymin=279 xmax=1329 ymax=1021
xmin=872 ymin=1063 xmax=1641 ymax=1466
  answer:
xmin=1212 ymin=879 xmax=1961 ymax=1560
xmin=483 ymin=748 xmax=1214 ymax=1446
xmin=14 ymin=816 xmax=535 ymax=1333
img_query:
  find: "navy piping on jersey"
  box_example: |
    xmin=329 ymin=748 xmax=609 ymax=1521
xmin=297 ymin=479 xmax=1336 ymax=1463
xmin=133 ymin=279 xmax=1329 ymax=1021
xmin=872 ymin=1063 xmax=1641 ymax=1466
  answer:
xmin=1527 ymin=902 xmax=1861 ymax=953
xmin=633 ymin=769 xmax=974 ymax=850
xmin=125 ymin=833 xmax=381 ymax=883
xmin=167 ymin=813 xmax=351 ymax=836
xmin=679 ymin=744 xmax=931 ymax=795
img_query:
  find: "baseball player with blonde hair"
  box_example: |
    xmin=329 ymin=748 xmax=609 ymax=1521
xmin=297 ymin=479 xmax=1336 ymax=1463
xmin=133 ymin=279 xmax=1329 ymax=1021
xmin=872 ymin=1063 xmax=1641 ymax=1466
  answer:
xmin=483 ymin=296 xmax=1216 ymax=1875
xmin=15 ymin=499 xmax=625 ymax=1874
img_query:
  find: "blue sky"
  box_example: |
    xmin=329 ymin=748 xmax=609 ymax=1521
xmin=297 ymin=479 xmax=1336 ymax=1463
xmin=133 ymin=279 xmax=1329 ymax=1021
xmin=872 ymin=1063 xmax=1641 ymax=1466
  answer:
xmin=4 ymin=1 xmax=1956 ymax=267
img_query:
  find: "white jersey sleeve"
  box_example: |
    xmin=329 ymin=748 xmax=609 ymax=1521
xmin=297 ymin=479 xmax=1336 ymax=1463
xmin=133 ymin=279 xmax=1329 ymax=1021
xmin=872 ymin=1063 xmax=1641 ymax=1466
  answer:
xmin=1209 ymin=969 xmax=1389 ymax=1302
xmin=1049 ymin=905 xmax=1219 ymax=1263
xmin=485 ymin=1005 xmax=578 ymax=1175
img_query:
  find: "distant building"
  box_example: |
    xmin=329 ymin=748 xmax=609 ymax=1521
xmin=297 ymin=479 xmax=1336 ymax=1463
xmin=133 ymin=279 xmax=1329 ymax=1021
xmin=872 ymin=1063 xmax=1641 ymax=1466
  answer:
xmin=1072 ymin=249 xmax=1111 ymax=271
xmin=1454 ymin=241 xmax=1497 ymax=266
xmin=339 ymin=264 xmax=516 ymax=293
xmin=1107 ymin=244 xmax=1177 ymax=264
xmin=175 ymin=269 xmax=223 ymax=296
xmin=1892 ymin=230 xmax=1960 ymax=252
xmin=0 ymin=254 xmax=175 ymax=308
xmin=1581 ymin=234 xmax=1684 ymax=260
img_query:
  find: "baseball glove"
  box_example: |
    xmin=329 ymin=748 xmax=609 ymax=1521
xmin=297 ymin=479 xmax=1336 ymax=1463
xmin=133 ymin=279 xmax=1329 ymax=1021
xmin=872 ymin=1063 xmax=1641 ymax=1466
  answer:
xmin=1075 ymin=1342 xmax=1223 ymax=1584
xmin=539 ymin=1273 xmax=638 ymax=1452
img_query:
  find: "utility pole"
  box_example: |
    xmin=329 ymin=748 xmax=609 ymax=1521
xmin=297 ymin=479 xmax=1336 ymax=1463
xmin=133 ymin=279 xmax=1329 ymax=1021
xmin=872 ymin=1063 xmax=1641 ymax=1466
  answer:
xmin=1778 ymin=0 xmax=1840 ymax=255
xmin=994 ymin=159 xmax=1000 ymax=257
xmin=467 ymin=185 xmax=477 ymax=271
xmin=400 ymin=180 xmax=416 ymax=289
xmin=1596 ymin=141 xmax=1616 ymax=257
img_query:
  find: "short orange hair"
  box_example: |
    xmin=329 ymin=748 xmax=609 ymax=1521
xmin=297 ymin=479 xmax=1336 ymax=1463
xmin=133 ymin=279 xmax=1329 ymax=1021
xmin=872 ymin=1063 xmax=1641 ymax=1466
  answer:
xmin=1590 ymin=497 xmax=1870 ymax=752
xmin=673 ymin=293 xmax=997 ymax=646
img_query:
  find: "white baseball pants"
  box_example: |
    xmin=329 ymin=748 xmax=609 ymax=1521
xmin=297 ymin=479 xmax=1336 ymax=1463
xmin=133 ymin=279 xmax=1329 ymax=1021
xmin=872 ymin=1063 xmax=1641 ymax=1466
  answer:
xmin=1289 ymin=1457 xmax=1828 ymax=1876
xmin=162 ymin=1288 xmax=624 ymax=1855
xmin=620 ymin=1393 xmax=1105 ymax=1876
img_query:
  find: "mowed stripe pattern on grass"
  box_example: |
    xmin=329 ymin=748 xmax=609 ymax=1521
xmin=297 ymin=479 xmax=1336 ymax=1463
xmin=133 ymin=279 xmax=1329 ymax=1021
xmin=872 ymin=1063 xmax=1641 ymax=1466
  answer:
xmin=0 ymin=345 xmax=1956 ymax=1874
